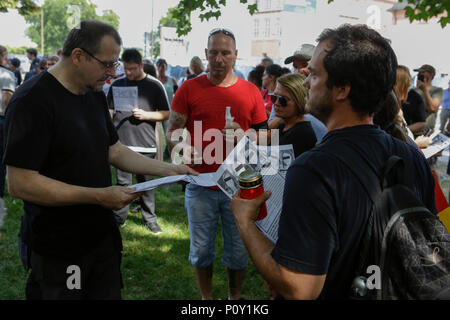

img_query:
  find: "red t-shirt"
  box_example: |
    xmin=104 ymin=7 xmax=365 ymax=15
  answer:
xmin=261 ymin=88 xmax=273 ymax=113
xmin=171 ymin=74 xmax=267 ymax=173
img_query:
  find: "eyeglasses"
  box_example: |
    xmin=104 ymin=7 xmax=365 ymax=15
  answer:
xmin=270 ymin=94 xmax=290 ymax=107
xmin=208 ymin=28 xmax=235 ymax=42
xmin=80 ymin=48 xmax=120 ymax=69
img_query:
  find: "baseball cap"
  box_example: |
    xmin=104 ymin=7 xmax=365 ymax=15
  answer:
xmin=284 ymin=44 xmax=315 ymax=64
xmin=413 ymin=64 xmax=436 ymax=76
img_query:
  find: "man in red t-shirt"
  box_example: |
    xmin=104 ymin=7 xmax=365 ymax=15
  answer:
xmin=167 ymin=28 xmax=267 ymax=300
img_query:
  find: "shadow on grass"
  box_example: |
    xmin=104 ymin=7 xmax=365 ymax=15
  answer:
xmin=0 ymin=183 xmax=267 ymax=300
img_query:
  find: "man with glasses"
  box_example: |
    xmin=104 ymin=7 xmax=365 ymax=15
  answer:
xmin=4 ymin=20 xmax=196 ymax=300
xmin=107 ymin=48 xmax=170 ymax=235
xmin=167 ymin=28 xmax=268 ymax=300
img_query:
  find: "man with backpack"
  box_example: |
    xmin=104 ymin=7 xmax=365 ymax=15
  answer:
xmin=230 ymin=24 xmax=446 ymax=299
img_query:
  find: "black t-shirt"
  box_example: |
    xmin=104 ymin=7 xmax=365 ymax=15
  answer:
xmin=107 ymin=75 xmax=169 ymax=148
xmin=271 ymin=125 xmax=436 ymax=299
xmin=3 ymin=71 xmax=120 ymax=259
xmin=402 ymin=89 xmax=426 ymax=127
xmin=278 ymin=121 xmax=317 ymax=158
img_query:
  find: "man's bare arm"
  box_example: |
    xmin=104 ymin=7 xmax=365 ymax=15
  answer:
xmin=7 ymin=166 xmax=139 ymax=210
xmin=108 ymin=140 xmax=197 ymax=176
xmin=166 ymin=110 xmax=188 ymax=153
xmin=2 ymin=90 xmax=13 ymax=109
xmin=132 ymin=109 xmax=169 ymax=121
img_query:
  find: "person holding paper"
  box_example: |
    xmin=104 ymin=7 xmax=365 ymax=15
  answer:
xmin=107 ymin=48 xmax=170 ymax=235
xmin=3 ymin=20 xmax=196 ymax=300
xmin=230 ymin=24 xmax=436 ymax=299
xmin=166 ymin=28 xmax=268 ymax=300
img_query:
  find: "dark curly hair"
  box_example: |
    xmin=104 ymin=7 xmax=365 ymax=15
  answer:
xmin=317 ymin=24 xmax=398 ymax=116
xmin=122 ymin=48 xmax=142 ymax=65
xmin=265 ymin=63 xmax=283 ymax=79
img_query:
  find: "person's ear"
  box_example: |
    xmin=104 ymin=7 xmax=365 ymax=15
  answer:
xmin=334 ymin=85 xmax=351 ymax=101
xmin=71 ymin=48 xmax=84 ymax=67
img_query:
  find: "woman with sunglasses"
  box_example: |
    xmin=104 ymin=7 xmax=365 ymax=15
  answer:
xmin=262 ymin=64 xmax=283 ymax=117
xmin=272 ymin=73 xmax=317 ymax=158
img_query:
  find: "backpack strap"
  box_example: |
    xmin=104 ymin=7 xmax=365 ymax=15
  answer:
xmin=312 ymin=141 xmax=382 ymax=203
xmin=312 ymin=140 xmax=383 ymax=297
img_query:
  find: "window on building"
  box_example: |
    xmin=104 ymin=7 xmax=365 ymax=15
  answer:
xmin=275 ymin=17 xmax=281 ymax=36
xmin=265 ymin=0 xmax=271 ymax=10
xmin=254 ymin=19 xmax=259 ymax=38
xmin=264 ymin=18 xmax=270 ymax=38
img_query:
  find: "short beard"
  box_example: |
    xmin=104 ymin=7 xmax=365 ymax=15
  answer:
xmin=307 ymin=91 xmax=333 ymax=125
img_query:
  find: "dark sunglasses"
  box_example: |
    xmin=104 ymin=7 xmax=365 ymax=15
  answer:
xmin=270 ymin=94 xmax=290 ymax=107
xmin=81 ymin=47 xmax=120 ymax=69
xmin=208 ymin=28 xmax=235 ymax=42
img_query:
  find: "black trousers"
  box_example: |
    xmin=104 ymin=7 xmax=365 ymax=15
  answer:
xmin=114 ymin=153 xmax=157 ymax=226
xmin=26 ymin=234 xmax=122 ymax=300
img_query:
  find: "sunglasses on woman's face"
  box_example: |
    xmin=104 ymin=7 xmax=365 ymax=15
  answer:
xmin=270 ymin=94 xmax=289 ymax=107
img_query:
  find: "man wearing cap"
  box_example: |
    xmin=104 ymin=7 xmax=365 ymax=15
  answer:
xmin=413 ymin=64 xmax=444 ymax=132
xmin=269 ymin=43 xmax=327 ymax=142
xmin=284 ymin=44 xmax=315 ymax=76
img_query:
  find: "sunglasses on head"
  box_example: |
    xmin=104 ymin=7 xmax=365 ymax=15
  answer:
xmin=208 ymin=28 xmax=235 ymax=42
xmin=270 ymin=94 xmax=289 ymax=107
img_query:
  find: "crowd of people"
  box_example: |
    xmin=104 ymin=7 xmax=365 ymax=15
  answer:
xmin=0 ymin=19 xmax=449 ymax=300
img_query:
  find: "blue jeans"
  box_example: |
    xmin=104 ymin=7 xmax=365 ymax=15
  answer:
xmin=185 ymin=184 xmax=248 ymax=270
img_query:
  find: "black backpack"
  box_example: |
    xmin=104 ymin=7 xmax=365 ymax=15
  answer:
xmin=319 ymin=142 xmax=450 ymax=299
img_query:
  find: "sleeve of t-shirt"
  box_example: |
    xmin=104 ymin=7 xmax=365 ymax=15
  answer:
xmin=150 ymin=80 xmax=169 ymax=111
xmin=1 ymin=72 xmax=16 ymax=92
xmin=291 ymin=126 xmax=317 ymax=158
xmin=171 ymin=79 xmax=189 ymax=115
xmin=106 ymin=84 xmax=116 ymax=111
xmin=250 ymin=84 xmax=268 ymax=125
xmin=3 ymin=95 xmax=52 ymax=171
xmin=271 ymin=162 xmax=338 ymax=275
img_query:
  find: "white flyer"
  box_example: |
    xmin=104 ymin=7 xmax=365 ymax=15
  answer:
xmin=129 ymin=173 xmax=216 ymax=193
xmin=112 ymin=86 xmax=138 ymax=112
xmin=422 ymin=132 xmax=450 ymax=159
xmin=213 ymin=136 xmax=294 ymax=243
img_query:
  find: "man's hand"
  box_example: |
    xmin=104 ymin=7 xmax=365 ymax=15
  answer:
xmin=170 ymin=141 xmax=202 ymax=167
xmin=97 ymin=186 xmax=143 ymax=211
xmin=222 ymin=121 xmax=245 ymax=146
xmin=417 ymin=79 xmax=426 ymax=91
xmin=231 ymin=190 xmax=272 ymax=229
xmin=132 ymin=108 xmax=149 ymax=121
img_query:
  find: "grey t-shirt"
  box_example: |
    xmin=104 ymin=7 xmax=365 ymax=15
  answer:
xmin=107 ymin=75 xmax=169 ymax=149
xmin=0 ymin=66 xmax=16 ymax=116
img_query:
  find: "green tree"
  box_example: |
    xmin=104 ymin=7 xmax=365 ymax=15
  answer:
xmin=23 ymin=0 xmax=119 ymax=55
xmin=0 ymin=0 xmax=40 ymax=15
xmin=400 ymin=0 xmax=450 ymax=28
xmin=169 ymin=0 xmax=448 ymax=36
xmin=5 ymin=45 xmax=32 ymax=54
xmin=170 ymin=0 xmax=257 ymax=36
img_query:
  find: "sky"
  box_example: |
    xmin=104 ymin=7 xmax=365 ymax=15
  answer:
xmin=0 ymin=0 xmax=449 ymax=76
xmin=0 ymin=0 xmax=179 ymax=48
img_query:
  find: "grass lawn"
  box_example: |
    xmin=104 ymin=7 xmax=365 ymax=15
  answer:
xmin=0 ymin=181 xmax=267 ymax=300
